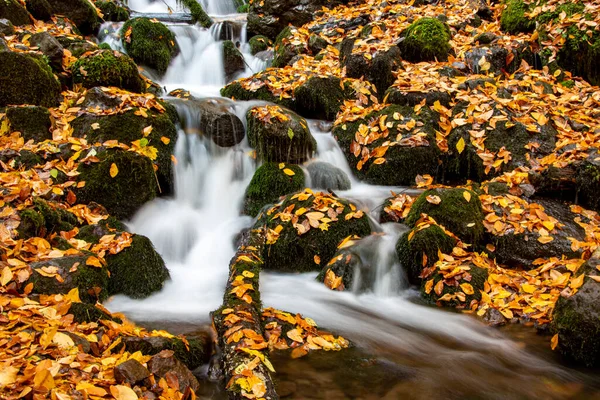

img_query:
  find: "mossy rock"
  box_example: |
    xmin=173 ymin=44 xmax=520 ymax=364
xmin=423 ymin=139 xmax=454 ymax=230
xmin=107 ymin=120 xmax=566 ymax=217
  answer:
xmin=551 ymin=258 xmax=600 ymax=367
xmin=405 ymin=188 xmax=484 ymax=246
xmin=249 ymin=35 xmax=271 ymax=55
xmin=17 ymin=198 xmax=78 ymax=239
xmin=122 ymin=333 xmax=211 ymax=370
xmin=259 ymin=191 xmax=372 ymax=272
xmin=177 ymin=0 xmax=211 ymax=28
xmin=50 ymin=0 xmax=101 ymax=35
xmin=56 ymin=36 xmax=97 ymax=57
xmin=556 ymin=25 xmax=600 ymax=86
xmin=106 ymin=234 xmax=170 ymax=298
xmin=0 ymin=149 xmax=42 ymax=170
xmin=75 ymin=217 xmax=128 ymax=244
xmin=122 ymin=17 xmax=178 ymax=74
xmin=244 ymin=162 xmax=304 ymax=217
xmin=500 ymin=0 xmax=535 ymax=34
xmin=0 ymin=51 xmax=61 ymax=107
xmin=332 ymin=104 xmax=441 ymax=186
xmin=220 ymin=81 xmax=294 ymax=109
xmin=25 ymin=0 xmax=53 ymax=21
xmin=306 ymin=161 xmax=351 ymax=191
xmin=294 ymin=76 xmax=355 ymax=121
xmin=396 ymin=225 xmax=457 ymax=285
xmin=316 ymin=247 xmax=362 ymax=291
xmin=420 ymin=263 xmax=488 ymax=308
xmin=246 ymin=105 xmax=316 ymax=163
xmin=577 ymin=161 xmax=600 ymax=213
xmin=96 ymin=0 xmax=130 ymax=21
xmin=0 ymin=0 xmax=30 ymax=25
xmin=272 ymin=26 xmax=305 ymax=67
xmin=71 ymin=50 xmax=146 ymax=93
xmin=223 ymin=40 xmax=245 ymax=81
xmin=343 ymin=44 xmax=403 ymax=98
xmin=69 ymin=302 xmax=122 ymax=324
xmin=5 ymin=106 xmax=52 ymax=142
xmin=398 ymin=17 xmax=451 ymax=62
xmin=71 ymin=109 xmax=177 ymax=196
xmin=76 ymin=150 xmax=158 ymax=220
xmin=28 ymin=256 xmax=110 ymax=303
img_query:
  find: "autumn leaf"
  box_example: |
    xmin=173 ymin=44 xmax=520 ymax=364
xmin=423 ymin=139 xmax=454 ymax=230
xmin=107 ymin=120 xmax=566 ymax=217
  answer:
xmin=463 ymin=191 xmax=471 ymax=202
xmin=283 ymin=168 xmax=295 ymax=176
xmin=110 ymin=385 xmax=139 ymax=400
xmin=426 ymin=195 xmax=441 ymax=205
xmin=1 ymin=266 xmax=13 ymax=286
xmin=109 ymin=163 xmax=119 ymax=178
xmin=456 ymin=137 xmax=466 ymax=154
xmin=551 ymin=334 xmax=559 ymax=350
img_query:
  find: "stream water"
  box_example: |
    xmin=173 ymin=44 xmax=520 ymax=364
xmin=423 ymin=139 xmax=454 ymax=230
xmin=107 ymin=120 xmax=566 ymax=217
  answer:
xmin=102 ymin=0 xmax=600 ymax=398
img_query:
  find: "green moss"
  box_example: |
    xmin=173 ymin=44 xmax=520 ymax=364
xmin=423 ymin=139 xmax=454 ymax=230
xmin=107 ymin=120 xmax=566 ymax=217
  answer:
xmin=272 ymin=26 xmax=304 ymax=68
xmin=220 ymin=82 xmax=294 ymax=109
xmin=397 ymin=225 xmax=457 ymax=285
xmin=537 ymin=2 xmax=584 ymax=25
xmin=560 ymin=80 xmax=575 ymax=89
xmin=237 ymin=4 xmax=248 ymax=12
xmin=316 ymin=248 xmax=361 ymax=290
xmin=69 ymin=302 xmax=121 ymax=324
xmin=25 ymin=0 xmax=52 ymax=21
xmin=244 ymin=163 xmax=304 ymax=217
xmin=50 ymin=0 xmax=100 ymax=35
xmin=17 ymin=209 xmax=45 ymax=239
xmin=96 ymin=1 xmax=130 ymax=21
xmin=17 ymin=198 xmax=78 ymax=239
xmin=500 ymin=0 xmax=535 ymax=34
xmin=177 ymin=0 xmax=212 ymax=28
xmin=294 ymin=76 xmax=354 ymax=121
xmin=260 ymin=193 xmax=371 ymax=272
xmin=76 ymin=150 xmax=157 ymax=220
xmin=0 ymin=52 xmax=61 ymax=107
xmin=121 ymin=17 xmax=179 ymax=74
xmin=556 ymin=25 xmax=600 ymax=86
xmin=399 ymin=18 xmax=451 ymax=62
xmin=421 ymin=263 xmax=488 ymax=308
xmin=223 ymin=40 xmax=245 ymax=78
xmin=71 ymin=50 xmax=145 ymax=93
xmin=406 ymin=188 xmax=484 ymax=246
xmin=0 ymin=0 xmax=31 ymax=25
xmin=5 ymin=106 xmax=52 ymax=142
xmin=249 ymin=35 xmax=271 ymax=55
xmin=106 ymin=234 xmax=170 ymax=298
xmin=122 ymin=335 xmax=210 ymax=369
xmin=75 ymin=217 xmax=126 ymax=244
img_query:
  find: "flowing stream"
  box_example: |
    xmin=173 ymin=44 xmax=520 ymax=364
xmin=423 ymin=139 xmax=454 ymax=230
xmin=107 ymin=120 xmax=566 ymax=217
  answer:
xmin=103 ymin=1 xmax=599 ymax=398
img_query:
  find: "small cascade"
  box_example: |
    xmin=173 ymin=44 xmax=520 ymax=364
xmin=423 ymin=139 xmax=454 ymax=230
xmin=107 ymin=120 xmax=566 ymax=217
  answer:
xmin=97 ymin=21 xmax=126 ymax=52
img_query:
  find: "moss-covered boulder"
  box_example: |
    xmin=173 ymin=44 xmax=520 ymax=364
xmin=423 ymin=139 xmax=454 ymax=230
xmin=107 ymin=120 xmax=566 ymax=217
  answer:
xmin=500 ymin=0 xmax=535 ymax=34
xmin=259 ymin=189 xmax=371 ymax=272
xmin=0 ymin=0 xmax=30 ymax=26
xmin=122 ymin=333 xmax=211 ymax=370
xmin=28 ymin=256 xmax=110 ymax=303
xmin=333 ymin=104 xmax=441 ymax=186
xmin=71 ymin=50 xmax=145 ymax=93
xmin=556 ymin=25 xmax=600 ymax=86
xmin=272 ymin=26 xmax=306 ymax=67
xmin=223 ymin=40 xmax=245 ymax=81
xmin=420 ymin=260 xmax=488 ymax=308
xmin=551 ymin=255 xmax=600 ymax=367
xmin=122 ymin=18 xmax=178 ymax=75
xmin=56 ymin=36 xmax=97 ymax=58
xmin=30 ymin=32 xmax=64 ymax=71
xmin=106 ymin=234 xmax=170 ymax=298
xmin=50 ymin=0 xmax=101 ymax=34
xmin=220 ymin=80 xmax=294 ymax=109
xmin=244 ymin=162 xmax=304 ymax=217
xmin=397 ymin=224 xmax=457 ymax=285
xmin=247 ymin=105 xmax=316 ymax=163
xmin=17 ymin=198 xmax=78 ymax=239
xmin=405 ymin=188 xmax=484 ymax=246
xmin=76 ymin=150 xmax=158 ymax=220
xmin=294 ymin=76 xmax=356 ymax=121
xmin=25 ymin=0 xmax=53 ymax=21
xmin=0 ymin=18 xmax=15 ymax=36
xmin=96 ymin=0 xmax=130 ymax=21
xmin=0 ymin=51 xmax=61 ymax=107
xmin=249 ymin=35 xmax=271 ymax=55
xmin=398 ymin=18 xmax=451 ymax=62
xmin=69 ymin=302 xmax=121 ymax=324
xmin=71 ymin=109 xmax=177 ymax=195
xmin=177 ymin=0 xmax=211 ymax=28
xmin=316 ymin=247 xmax=362 ymax=291
xmin=5 ymin=106 xmax=52 ymax=142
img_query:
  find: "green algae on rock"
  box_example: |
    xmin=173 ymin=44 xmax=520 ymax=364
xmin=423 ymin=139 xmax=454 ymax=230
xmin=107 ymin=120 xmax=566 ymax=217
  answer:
xmin=398 ymin=17 xmax=452 ymax=62
xmin=121 ymin=17 xmax=179 ymax=74
xmin=71 ymin=50 xmax=146 ymax=93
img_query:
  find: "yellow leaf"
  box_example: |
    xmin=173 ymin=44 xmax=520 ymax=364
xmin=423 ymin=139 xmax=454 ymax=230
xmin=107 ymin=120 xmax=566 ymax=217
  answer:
xmin=537 ymin=236 xmax=554 ymax=244
xmin=110 ymin=163 xmax=119 ymax=178
xmin=283 ymin=168 xmax=295 ymax=176
xmin=551 ymin=333 xmax=559 ymax=350
xmin=542 ymin=221 xmax=555 ymax=231
xmin=569 ymin=273 xmax=585 ymax=290
xmin=91 ymin=123 xmax=100 ymax=130
xmin=110 ymin=385 xmax=139 ymax=400
xmin=314 ymin=255 xmax=321 ymax=265
xmin=499 ymin=308 xmax=513 ymax=319
xmin=1 ymin=266 xmax=13 ymax=286
xmin=86 ymin=256 xmax=102 ymax=268
xmin=521 ymin=284 xmax=536 ymax=294
xmin=460 ymin=283 xmax=474 ymax=295
xmin=426 ymin=195 xmax=441 ymax=205
xmin=33 ymin=369 xmax=55 ymax=392
xmin=52 ymin=332 xmax=75 ymax=349
xmin=286 ymin=328 xmax=304 ymax=343
xmin=0 ymin=366 xmax=19 ymax=388
xmin=463 ymin=191 xmax=471 ymax=202
xmin=160 ymin=136 xmax=170 ymax=144
xmin=65 ymin=287 xmax=81 ymax=303
xmin=424 ymin=279 xmax=434 ymax=294
xmin=456 ymin=137 xmax=466 ymax=154
xmin=279 ymin=163 xmax=285 ymax=169
xmin=242 ymin=270 xmax=255 ymax=278
xmin=142 ymin=125 xmax=153 ymax=137
xmin=589 ymin=275 xmax=600 ymax=283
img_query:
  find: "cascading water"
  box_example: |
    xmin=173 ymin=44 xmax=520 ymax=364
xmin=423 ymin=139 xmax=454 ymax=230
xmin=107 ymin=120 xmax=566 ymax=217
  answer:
xmin=104 ymin=2 xmax=593 ymax=399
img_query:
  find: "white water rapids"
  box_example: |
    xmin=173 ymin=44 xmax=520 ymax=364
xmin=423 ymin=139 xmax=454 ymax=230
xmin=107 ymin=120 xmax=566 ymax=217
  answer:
xmin=102 ymin=0 xmax=591 ymax=398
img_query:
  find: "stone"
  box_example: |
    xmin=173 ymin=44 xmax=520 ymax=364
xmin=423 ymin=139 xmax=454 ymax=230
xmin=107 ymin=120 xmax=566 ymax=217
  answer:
xmin=114 ymin=359 xmax=151 ymax=385
xmin=147 ymin=350 xmax=200 ymax=393
xmin=30 ymin=32 xmax=64 ymax=70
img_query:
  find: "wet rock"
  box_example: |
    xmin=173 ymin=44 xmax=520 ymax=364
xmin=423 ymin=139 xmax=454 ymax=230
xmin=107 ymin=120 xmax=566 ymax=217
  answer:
xmin=342 ymin=42 xmax=402 ymax=97
xmin=308 ymin=34 xmax=329 ymax=54
xmin=385 ymin=87 xmax=452 ymax=108
xmin=474 ymin=32 xmax=498 ymax=45
xmin=56 ymin=36 xmax=97 ymax=58
xmin=122 ymin=333 xmax=211 ymax=370
xmin=272 ymin=26 xmax=305 ymax=68
xmin=482 ymin=307 xmax=506 ymax=326
xmin=71 ymin=50 xmax=146 ymax=93
xmin=25 ymin=0 xmax=53 ymax=21
xmin=0 ymin=37 xmax=8 ymax=51
xmin=249 ymin=34 xmax=271 ymax=55
xmin=0 ymin=0 xmax=30 ymax=26
xmin=0 ymin=51 xmax=61 ymax=107
xmin=66 ymin=331 xmax=92 ymax=353
xmin=420 ymin=260 xmax=488 ymax=308
xmin=397 ymin=18 xmax=451 ymax=62
xmin=0 ymin=19 xmax=15 ymax=36
xmin=254 ymin=49 xmax=274 ymax=63
xmin=316 ymin=246 xmax=363 ymax=291
xmin=30 ymin=32 xmax=64 ymax=71
xmin=16 ymin=198 xmax=78 ymax=239
xmin=114 ymin=359 xmax=151 ymax=385
xmin=244 ymin=162 xmax=305 ymax=217
xmin=50 ymin=0 xmax=101 ymax=34
xmin=5 ymin=106 xmax=52 ymax=142
xmin=28 ymin=255 xmax=110 ymax=303
xmin=96 ymin=0 xmax=130 ymax=22
xmin=552 ymin=253 xmax=600 ymax=367
xmin=147 ymin=350 xmax=200 ymax=392
xmin=0 ymin=149 xmax=42 ymax=171
xmin=306 ymin=161 xmax=351 ymax=191
xmin=247 ymin=105 xmax=317 ymax=163
xmin=80 ymin=87 xmax=123 ymax=110
xmin=223 ymin=40 xmax=245 ymax=81
xmin=294 ymin=76 xmax=355 ymax=121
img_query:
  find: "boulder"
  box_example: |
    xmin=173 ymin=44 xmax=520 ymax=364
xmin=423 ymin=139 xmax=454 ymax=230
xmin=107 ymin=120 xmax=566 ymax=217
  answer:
xmin=69 ymin=302 xmax=121 ymax=324
xmin=95 ymin=0 xmax=130 ymax=22
xmin=316 ymin=247 xmax=362 ymax=291
xmin=147 ymin=350 xmax=200 ymax=393
xmin=246 ymin=105 xmax=317 ymax=163
xmin=5 ymin=106 xmax=52 ymax=142
xmin=0 ymin=51 xmax=61 ymax=107
xmin=30 ymin=32 xmax=64 ymax=71
xmin=0 ymin=18 xmax=15 ymax=36
xmin=71 ymin=50 xmax=146 ymax=93
xmin=28 ymin=256 xmax=110 ymax=303
xmin=0 ymin=0 xmax=30 ymax=26
xmin=114 ymin=359 xmax=151 ymax=385
xmin=56 ymin=36 xmax=97 ymax=57
xmin=294 ymin=76 xmax=355 ymax=121
xmin=551 ymin=254 xmax=600 ymax=367
xmin=76 ymin=149 xmax=158 ymax=220
xmin=243 ymin=162 xmax=305 ymax=217
xmin=405 ymin=188 xmax=484 ymax=246
xmin=259 ymin=190 xmax=371 ymax=272
xmin=223 ymin=40 xmax=245 ymax=81
xmin=272 ymin=26 xmax=305 ymax=67
xmin=249 ymin=35 xmax=271 ymax=55
xmin=17 ymin=198 xmax=78 ymax=239
xmin=50 ymin=0 xmax=101 ymax=35
xmin=306 ymin=161 xmax=351 ymax=191
xmin=178 ymin=0 xmax=211 ymax=28
xmin=500 ymin=0 xmax=534 ymax=34
xmin=397 ymin=18 xmax=452 ymax=62
xmin=122 ymin=17 xmax=179 ymax=75
xmin=80 ymin=87 xmax=123 ymax=110
xmin=25 ymin=0 xmax=53 ymax=21
xmin=105 ymin=234 xmax=170 ymax=299
xmin=332 ymin=104 xmax=441 ymax=186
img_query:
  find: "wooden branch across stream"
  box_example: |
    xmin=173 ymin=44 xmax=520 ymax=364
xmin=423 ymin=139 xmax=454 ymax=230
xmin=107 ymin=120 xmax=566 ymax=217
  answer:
xmin=212 ymin=226 xmax=279 ymax=399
